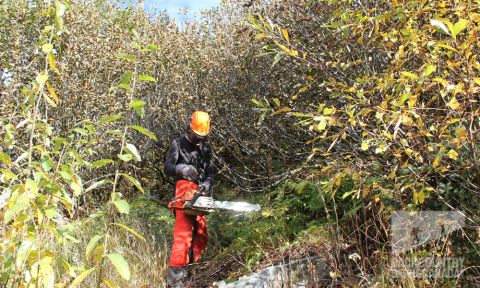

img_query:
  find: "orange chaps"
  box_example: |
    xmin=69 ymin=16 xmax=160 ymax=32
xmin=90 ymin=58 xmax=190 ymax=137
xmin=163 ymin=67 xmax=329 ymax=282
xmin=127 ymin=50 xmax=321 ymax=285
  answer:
xmin=168 ymin=180 xmax=208 ymax=267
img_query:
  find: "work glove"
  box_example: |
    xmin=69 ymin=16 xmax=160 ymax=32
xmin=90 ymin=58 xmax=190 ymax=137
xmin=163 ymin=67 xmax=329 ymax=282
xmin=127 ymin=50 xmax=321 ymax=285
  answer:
xmin=198 ymin=179 xmax=212 ymax=195
xmin=175 ymin=164 xmax=198 ymax=180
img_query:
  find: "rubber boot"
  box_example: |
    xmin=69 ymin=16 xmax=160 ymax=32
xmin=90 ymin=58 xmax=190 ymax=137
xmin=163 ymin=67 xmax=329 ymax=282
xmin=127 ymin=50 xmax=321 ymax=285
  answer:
xmin=166 ymin=266 xmax=188 ymax=288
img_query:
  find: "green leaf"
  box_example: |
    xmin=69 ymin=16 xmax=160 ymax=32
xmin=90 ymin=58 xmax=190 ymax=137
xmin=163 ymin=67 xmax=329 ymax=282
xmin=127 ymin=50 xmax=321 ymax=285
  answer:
xmin=117 ymin=83 xmax=132 ymax=91
xmin=138 ymin=74 xmax=156 ymax=82
xmin=0 ymin=152 xmax=13 ymax=166
xmin=425 ymin=65 xmax=436 ymax=76
xmin=41 ymin=156 xmax=53 ymax=172
xmin=113 ymin=200 xmax=130 ymax=214
xmin=36 ymin=73 xmax=48 ymax=84
xmin=85 ymin=235 xmax=103 ymax=260
xmin=70 ymin=174 xmax=83 ymax=197
xmin=252 ymin=98 xmax=264 ymax=108
xmin=272 ymin=98 xmax=280 ymax=107
xmin=44 ymin=206 xmax=58 ymax=219
xmin=4 ymin=203 xmax=28 ymax=223
xmin=452 ymin=19 xmax=469 ymax=37
xmin=124 ymin=143 xmax=141 ymax=161
xmin=68 ymin=268 xmax=95 ymax=288
xmin=85 ymin=180 xmax=111 ymax=193
xmin=107 ymin=254 xmax=130 ymax=280
xmin=99 ymin=114 xmax=122 ymax=125
xmin=296 ymin=181 xmax=308 ymax=194
xmin=72 ymin=128 xmax=88 ymax=136
xmin=1 ymin=169 xmax=17 ymax=183
xmin=16 ymin=239 xmax=35 ymax=268
xmin=112 ymin=223 xmax=145 ymax=241
xmin=55 ymin=1 xmax=67 ymax=18
xmin=92 ymin=159 xmax=114 ymax=168
xmin=401 ymin=71 xmax=419 ymax=80
xmin=129 ymin=125 xmax=157 ymax=140
xmin=145 ymin=44 xmax=158 ymax=51
xmin=117 ymin=154 xmax=132 ymax=162
xmin=121 ymin=173 xmax=144 ymax=193
xmin=129 ymin=100 xmax=145 ymax=116
xmin=42 ymin=43 xmax=53 ymax=53
xmin=430 ymin=19 xmax=450 ymax=35
xmin=60 ymin=258 xmax=76 ymax=277
xmin=120 ymin=71 xmax=133 ymax=85
xmin=116 ymin=53 xmax=134 ymax=61
xmin=141 ymin=44 xmax=158 ymax=52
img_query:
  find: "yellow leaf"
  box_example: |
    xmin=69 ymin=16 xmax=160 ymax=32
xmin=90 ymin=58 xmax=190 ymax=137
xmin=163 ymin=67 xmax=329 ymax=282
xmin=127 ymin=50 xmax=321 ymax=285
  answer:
xmin=42 ymin=93 xmax=57 ymax=107
xmin=281 ymin=28 xmax=290 ymax=43
xmin=103 ymin=279 xmax=117 ymax=288
xmin=68 ymin=268 xmax=95 ymax=288
xmin=456 ymin=127 xmax=467 ymax=138
xmin=46 ymin=82 xmax=60 ymax=104
xmin=432 ymin=156 xmax=440 ymax=168
xmin=299 ymin=86 xmax=309 ymax=93
xmin=36 ymin=73 xmax=48 ymax=84
xmin=447 ymin=149 xmax=458 ymax=160
xmin=436 ymin=43 xmax=458 ymax=52
xmin=361 ymin=141 xmax=369 ymax=151
xmin=447 ymin=96 xmax=460 ymax=110
xmin=387 ymin=169 xmax=396 ymax=179
xmin=272 ymin=106 xmax=290 ymax=115
xmin=274 ymin=41 xmax=298 ymax=57
xmin=317 ymin=119 xmax=327 ymax=131
xmin=401 ymin=71 xmax=418 ymax=80
xmin=417 ymin=190 xmax=425 ymax=204
xmin=42 ymin=43 xmax=53 ymax=53
xmin=323 ymin=107 xmax=335 ymax=115
xmin=47 ymin=53 xmax=60 ymax=74
xmin=473 ymin=78 xmax=480 ymax=86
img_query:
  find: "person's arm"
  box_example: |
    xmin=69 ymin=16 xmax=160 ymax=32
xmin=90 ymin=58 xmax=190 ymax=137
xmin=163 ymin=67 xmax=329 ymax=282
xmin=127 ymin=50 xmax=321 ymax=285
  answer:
xmin=200 ymin=143 xmax=216 ymax=192
xmin=205 ymin=145 xmax=215 ymax=182
xmin=164 ymin=140 xmax=179 ymax=177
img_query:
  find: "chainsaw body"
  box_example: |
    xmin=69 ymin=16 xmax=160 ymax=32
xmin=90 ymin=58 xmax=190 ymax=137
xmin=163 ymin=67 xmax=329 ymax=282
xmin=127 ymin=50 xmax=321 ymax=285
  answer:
xmin=168 ymin=188 xmax=215 ymax=216
xmin=168 ymin=186 xmax=261 ymax=215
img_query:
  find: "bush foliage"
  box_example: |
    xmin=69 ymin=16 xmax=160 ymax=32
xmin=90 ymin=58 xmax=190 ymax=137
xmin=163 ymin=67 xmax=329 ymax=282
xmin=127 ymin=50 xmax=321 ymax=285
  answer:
xmin=1 ymin=0 xmax=479 ymax=287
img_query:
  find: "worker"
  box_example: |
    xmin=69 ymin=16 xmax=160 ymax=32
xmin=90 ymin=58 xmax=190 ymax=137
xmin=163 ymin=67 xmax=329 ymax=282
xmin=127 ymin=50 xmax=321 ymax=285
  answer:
xmin=164 ymin=111 xmax=214 ymax=287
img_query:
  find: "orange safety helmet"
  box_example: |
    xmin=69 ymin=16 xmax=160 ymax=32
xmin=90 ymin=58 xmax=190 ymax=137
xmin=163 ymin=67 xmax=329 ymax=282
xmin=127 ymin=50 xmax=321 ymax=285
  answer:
xmin=190 ymin=111 xmax=211 ymax=137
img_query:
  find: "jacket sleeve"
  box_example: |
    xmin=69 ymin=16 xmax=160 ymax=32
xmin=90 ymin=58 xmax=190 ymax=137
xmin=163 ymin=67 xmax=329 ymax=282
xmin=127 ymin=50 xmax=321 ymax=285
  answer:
xmin=164 ymin=140 xmax=179 ymax=177
xmin=204 ymin=143 xmax=216 ymax=182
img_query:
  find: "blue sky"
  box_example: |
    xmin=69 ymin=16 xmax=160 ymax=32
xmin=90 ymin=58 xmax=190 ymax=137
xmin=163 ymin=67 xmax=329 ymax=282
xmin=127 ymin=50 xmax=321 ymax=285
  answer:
xmin=133 ymin=0 xmax=222 ymax=23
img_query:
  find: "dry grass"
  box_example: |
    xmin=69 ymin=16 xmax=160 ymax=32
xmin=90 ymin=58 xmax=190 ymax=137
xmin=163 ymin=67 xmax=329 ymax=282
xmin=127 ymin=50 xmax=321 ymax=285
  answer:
xmin=54 ymin=199 xmax=174 ymax=287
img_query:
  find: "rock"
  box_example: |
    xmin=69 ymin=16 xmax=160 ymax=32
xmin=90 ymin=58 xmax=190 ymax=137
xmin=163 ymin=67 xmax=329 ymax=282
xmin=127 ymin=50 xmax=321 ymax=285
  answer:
xmin=214 ymin=256 xmax=330 ymax=287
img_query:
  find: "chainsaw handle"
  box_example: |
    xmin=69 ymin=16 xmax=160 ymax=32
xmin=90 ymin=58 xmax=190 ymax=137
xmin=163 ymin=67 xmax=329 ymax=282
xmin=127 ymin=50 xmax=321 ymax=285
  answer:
xmin=189 ymin=187 xmax=205 ymax=206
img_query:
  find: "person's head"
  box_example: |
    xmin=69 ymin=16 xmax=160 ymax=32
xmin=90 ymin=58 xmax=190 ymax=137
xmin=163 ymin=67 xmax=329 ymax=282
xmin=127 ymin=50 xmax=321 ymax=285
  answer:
xmin=187 ymin=111 xmax=210 ymax=144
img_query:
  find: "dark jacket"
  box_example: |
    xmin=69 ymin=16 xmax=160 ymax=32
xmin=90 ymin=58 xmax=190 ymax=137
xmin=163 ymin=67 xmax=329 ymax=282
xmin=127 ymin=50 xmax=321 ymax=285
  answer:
xmin=164 ymin=135 xmax=214 ymax=184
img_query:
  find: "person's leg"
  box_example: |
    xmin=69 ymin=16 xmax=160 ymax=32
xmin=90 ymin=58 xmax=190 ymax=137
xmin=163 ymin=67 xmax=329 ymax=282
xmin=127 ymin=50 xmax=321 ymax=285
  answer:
xmin=167 ymin=180 xmax=199 ymax=287
xmin=166 ymin=266 xmax=188 ymax=288
xmin=192 ymin=215 xmax=208 ymax=262
xmin=169 ymin=210 xmax=194 ymax=267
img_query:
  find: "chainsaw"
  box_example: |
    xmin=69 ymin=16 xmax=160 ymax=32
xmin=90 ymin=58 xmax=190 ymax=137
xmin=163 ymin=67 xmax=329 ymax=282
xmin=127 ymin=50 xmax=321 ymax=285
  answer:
xmin=168 ymin=187 xmax=261 ymax=216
